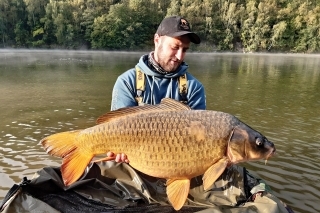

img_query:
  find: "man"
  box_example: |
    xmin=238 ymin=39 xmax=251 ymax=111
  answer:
xmin=108 ymin=15 xmax=205 ymax=163
xmin=110 ymin=15 xmax=206 ymax=111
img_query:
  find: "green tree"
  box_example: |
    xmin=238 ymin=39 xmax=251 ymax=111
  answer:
xmin=240 ymin=0 xmax=276 ymax=52
xmin=0 ymin=0 xmax=23 ymax=47
xmin=43 ymin=0 xmax=81 ymax=48
xmin=0 ymin=0 xmax=10 ymax=47
xmin=14 ymin=0 xmax=30 ymax=47
xmin=25 ymin=0 xmax=49 ymax=47
xmin=40 ymin=1 xmax=56 ymax=47
xmin=166 ymin=0 xmax=181 ymax=16
xmin=80 ymin=0 xmax=116 ymax=48
xmin=15 ymin=20 xmax=29 ymax=47
xmin=293 ymin=3 xmax=320 ymax=52
xmin=0 ymin=0 xmax=318 ymax=52
xmin=91 ymin=0 xmax=164 ymax=50
xmin=270 ymin=20 xmax=287 ymax=50
xmin=268 ymin=1 xmax=297 ymax=51
xmin=199 ymin=0 xmax=243 ymax=51
xmin=180 ymin=0 xmax=207 ymax=39
xmin=200 ymin=0 xmax=223 ymax=50
xmin=218 ymin=1 xmax=242 ymax=50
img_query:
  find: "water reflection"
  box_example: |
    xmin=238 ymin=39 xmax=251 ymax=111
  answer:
xmin=0 ymin=50 xmax=319 ymax=213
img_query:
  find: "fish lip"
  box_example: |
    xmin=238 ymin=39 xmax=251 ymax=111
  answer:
xmin=266 ymin=147 xmax=276 ymax=160
xmin=265 ymin=138 xmax=276 ymax=157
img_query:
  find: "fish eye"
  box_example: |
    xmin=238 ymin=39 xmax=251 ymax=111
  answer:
xmin=256 ymin=137 xmax=263 ymax=146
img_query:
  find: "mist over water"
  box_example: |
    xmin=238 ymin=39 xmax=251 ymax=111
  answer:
xmin=0 ymin=50 xmax=319 ymax=213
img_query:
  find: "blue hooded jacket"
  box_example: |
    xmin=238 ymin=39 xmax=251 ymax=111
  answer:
xmin=111 ymin=54 xmax=206 ymax=110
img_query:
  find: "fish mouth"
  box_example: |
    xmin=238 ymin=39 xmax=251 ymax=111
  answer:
xmin=264 ymin=147 xmax=276 ymax=165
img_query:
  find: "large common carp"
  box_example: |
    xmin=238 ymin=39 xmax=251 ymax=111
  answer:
xmin=40 ymin=98 xmax=276 ymax=210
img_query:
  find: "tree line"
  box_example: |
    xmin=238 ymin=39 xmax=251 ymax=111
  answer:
xmin=1 ymin=0 xmax=319 ymax=53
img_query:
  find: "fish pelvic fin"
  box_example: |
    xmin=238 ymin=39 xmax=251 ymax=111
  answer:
xmin=166 ymin=178 xmax=190 ymax=211
xmin=40 ymin=130 xmax=94 ymax=186
xmin=202 ymin=157 xmax=229 ymax=190
xmin=96 ymin=98 xmax=190 ymax=124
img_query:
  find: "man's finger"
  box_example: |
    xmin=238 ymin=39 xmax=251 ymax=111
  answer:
xmin=115 ymin=154 xmax=121 ymax=162
xmin=107 ymin=151 xmax=115 ymax=157
xmin=120 ymin=153 xmax=126 ymax=161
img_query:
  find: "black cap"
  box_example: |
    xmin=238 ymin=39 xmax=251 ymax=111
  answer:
xmin=156 ymin=16 xmax=201 ymax=44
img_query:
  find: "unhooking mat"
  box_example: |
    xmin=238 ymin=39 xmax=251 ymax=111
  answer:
xmin=0 ymin=162 xmax=294 ymax=213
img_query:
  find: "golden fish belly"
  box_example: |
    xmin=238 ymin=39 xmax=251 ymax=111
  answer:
xmin=81 ymin=110 xmax=236 ymax=178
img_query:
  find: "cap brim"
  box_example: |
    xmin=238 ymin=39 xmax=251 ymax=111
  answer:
xmin=169 ymin=31 xmax=201 ymax=44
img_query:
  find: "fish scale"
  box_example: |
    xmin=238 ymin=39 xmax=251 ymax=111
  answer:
xmin=77 ymin=110 xmax=234 ymax=178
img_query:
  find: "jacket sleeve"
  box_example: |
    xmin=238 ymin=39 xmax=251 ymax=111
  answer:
xmin=187 ymin=74 xmax=206 ymax=110
xmin=110 ymin=69 xmax=137 ymax=111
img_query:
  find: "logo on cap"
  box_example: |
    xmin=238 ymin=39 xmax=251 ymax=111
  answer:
xmin=180 ymin=18 xmax=190 ymax=31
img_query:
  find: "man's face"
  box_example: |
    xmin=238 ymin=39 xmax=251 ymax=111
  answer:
xmin=154 ymin=35 xmax=191 ymax=72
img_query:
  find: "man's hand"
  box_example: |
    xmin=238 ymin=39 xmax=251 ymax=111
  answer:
xmin=107 ymin=151 xmax=130 ymax=163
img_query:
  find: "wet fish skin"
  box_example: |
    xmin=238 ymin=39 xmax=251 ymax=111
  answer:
xmin=91 ymin=111 xmax=229 ymax=177
xmin=40 ymin=98 xmax=276 ymax=210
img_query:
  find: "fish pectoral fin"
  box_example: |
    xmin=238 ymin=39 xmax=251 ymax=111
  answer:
xmin=166 ymin=178 xmax=190 ymax=211
xmin=92 ymin=156 xmax=116 ymax=163
xmin=202 ymin=157 xmax=229 ymax=190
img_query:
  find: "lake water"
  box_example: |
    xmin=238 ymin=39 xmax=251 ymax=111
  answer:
xmin=0 ymin=50 xmax=319 ymax=213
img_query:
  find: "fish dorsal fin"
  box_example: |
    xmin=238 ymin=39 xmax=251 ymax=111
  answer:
xmin=96 ymin=98 xmax=190 ymax=124
xmin=159 ymin=98 xmax=191 ymax=110
xmin=166 ymin=178 xmax=190 ymax=211
xmin=202 ymin=157 xmax=229 ymax=190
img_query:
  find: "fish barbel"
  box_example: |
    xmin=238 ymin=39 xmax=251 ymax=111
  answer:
xmin=40 ymin=98 xmax=276 ymax=210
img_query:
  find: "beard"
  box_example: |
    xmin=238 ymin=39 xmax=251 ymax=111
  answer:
xmin=155 ymin=42 xmax=181 ymax=72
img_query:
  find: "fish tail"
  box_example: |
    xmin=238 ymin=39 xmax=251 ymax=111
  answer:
xmin=40 ymin=130 xmax=94 ymax=186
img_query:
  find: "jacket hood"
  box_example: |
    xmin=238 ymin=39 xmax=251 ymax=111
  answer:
xmin=137 ymin=54 xmax=188 ymax=78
